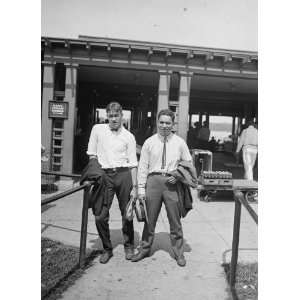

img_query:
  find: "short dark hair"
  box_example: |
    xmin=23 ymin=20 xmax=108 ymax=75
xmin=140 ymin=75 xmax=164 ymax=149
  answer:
xmin=246 ymin=119 xmax=255 ymax=127
xmin=157 ymin=109 xmax=175 ymax=122
xmin=106 ymin=102 xmax=122 ymax=113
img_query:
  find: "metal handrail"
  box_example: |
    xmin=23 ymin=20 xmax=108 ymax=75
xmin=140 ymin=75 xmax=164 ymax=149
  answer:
xmin=41 ymin=171 xmax=94 ymax=268
xmin=230 ymin=189 xmax=258 ymax=289
xmin=41 ymin=171 xmax=81 ymax=179
xmin=41 ymin=183 xmax=90 ymax=206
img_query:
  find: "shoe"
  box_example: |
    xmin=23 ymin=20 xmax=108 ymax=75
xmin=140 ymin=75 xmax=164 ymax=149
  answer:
xmin=99 ymin=251 xmax=113 ymax=264
xmin=176 ymin=255 xmax=186 ymax=267
xmin=131 ymin=250 xmax=150 ymax=262
xmin=124 ymin=248 xmax=134 ymax=260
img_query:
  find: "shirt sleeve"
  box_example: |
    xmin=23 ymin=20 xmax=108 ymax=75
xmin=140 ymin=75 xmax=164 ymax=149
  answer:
xmin=180 ymin=140 xmax=192 ymax=162
xmin=137 ymin=140 xmax=150 ymax=195
xmin=236 ymin=130 xmax=245 ymax=153
xmin=127 ymin=133 xmax=138 ymax=168
xmin=86 ymin=125 xmax=98 ymax=156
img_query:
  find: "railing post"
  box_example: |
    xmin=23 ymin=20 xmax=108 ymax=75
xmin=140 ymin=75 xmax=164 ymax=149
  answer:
xmin=230 ymin=190 xmax=242 ymax=287
xmin=79 ymin=183 xmax=90 ymax=268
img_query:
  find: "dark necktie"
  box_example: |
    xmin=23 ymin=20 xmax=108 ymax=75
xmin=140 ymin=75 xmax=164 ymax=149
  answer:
xmin=161 ymin=136 xmax=167 ymax=169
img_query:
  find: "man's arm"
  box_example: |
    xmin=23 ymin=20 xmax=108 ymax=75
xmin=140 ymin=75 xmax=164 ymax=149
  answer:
xmin=137 ymin=141 xmax=150 ymax=196
xmin=236 ymin=130 xmax=245 ymax=153
xmin=127 ymin=134 xmax=138 ymax=198
xmin=130 ymin=167 xmax=138 ymax=198
xmin=86 ymin=125 xmax=98 ymax=159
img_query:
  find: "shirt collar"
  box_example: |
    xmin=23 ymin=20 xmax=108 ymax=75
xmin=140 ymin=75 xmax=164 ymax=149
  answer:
xmin=157 ymin=132 xmax=173 ymax=142
xmin=108 ymin=124 xmax=122 ymax=133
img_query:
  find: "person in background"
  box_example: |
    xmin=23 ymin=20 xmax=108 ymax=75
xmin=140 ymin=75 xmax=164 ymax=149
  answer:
xmin=87 ymin=101 xmax=138 ymax=264
xmin=235 ymin=120 xmax=258 ymax=180
xmin=131 ymin=109 xmax=192 ymax=267
xmin=187 ymin=123 xmax=197 ymax=149
xmin=197 ymin=121 xmax=210 ymax=150
xmin=208 ymin=136 xmax=217 ymax=152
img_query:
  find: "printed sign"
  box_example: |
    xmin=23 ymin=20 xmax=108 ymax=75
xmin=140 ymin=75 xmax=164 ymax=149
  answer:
xmin=49 ymin=101 xmax=69 ymax=119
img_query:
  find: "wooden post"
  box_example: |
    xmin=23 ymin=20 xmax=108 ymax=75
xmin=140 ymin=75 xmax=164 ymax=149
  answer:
xmin=230 ymin=190 xmax=242 ymax=287
xmin=79 ymin=184 xmax=90 ymax=268
xmin=177 ymin=71 xmax=193 ymax=140
xmin=62 ymin=64 xmax=78 ymax=174
xmin=157 ymin=70 xmax=171 ymax=114
xmin=41 ymin=63 xmax=54 ymax=160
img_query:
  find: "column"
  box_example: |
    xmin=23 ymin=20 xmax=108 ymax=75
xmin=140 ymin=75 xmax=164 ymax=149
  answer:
xmin=61 ymin=64 xmax=78 ymax=173
xmin=177 ymin=71 xmax=193 ymax=141
xmin=206 ymin=113 xmax=210 ymax=125
xmin=41 ymin=63 xmax=54 ymax=157
xmin=157 ymin=70 xmax=171 ymax=114
xmin=244 ymin=103 xmax=251 ymax=123
xmin=232 ymin=116 xmax=236 ymax=136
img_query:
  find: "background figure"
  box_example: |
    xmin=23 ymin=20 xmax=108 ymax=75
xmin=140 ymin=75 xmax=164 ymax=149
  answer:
xmin=235 ymin=120 xmax=258 ymax=180
xmin=197 ymin=121 xmax=210 ymax=150
xmin=187 ymin=124 xmax=197 ymax=149
xmin=208 ymin=136 xmax=217 ymax=152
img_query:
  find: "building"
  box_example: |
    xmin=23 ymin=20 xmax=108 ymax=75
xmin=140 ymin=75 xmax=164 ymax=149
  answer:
xmin=41 ymin=35 xmax=258 ymax=174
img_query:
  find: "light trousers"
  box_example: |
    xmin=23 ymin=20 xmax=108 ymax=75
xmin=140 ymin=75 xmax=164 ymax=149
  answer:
xmin=242 ymin=145 xmax=258 ymax=180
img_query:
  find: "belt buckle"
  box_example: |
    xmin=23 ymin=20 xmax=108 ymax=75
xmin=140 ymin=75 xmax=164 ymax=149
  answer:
xmin=112 ymin=167 xmax=117 ymax=172
xmin=161 ymin=171 xmax=167 ymax=177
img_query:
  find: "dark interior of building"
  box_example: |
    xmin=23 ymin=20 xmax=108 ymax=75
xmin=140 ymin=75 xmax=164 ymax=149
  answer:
xmin=73 ymin=66 xmax=257 ymax=172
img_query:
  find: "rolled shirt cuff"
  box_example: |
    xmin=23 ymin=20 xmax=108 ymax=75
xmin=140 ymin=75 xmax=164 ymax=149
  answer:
xmin=138 ymin=187 xmax=146 ymax=195
xmin=86 ymin=150 xmax=97 ymax=156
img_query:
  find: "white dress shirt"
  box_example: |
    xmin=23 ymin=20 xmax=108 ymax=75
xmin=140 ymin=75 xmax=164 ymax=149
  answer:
xmin=137 ymin=133 xmax=192 ymax=195
xmin=87 ymin=124 xmax=138 ymax=169
xmin=236 ymin=125 xmax=258 ymax=153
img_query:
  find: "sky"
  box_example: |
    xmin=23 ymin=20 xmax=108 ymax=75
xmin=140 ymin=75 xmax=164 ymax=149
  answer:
xmin=41 ymin=0 xmax=257 ymax=51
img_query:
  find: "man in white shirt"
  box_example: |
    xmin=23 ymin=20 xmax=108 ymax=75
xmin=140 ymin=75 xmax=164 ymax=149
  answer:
xmin=87 ymin=102 xmax=138 ymax=264
xmin=131 ymin=109 xmax=192 ymax=267
xmin=236 ymin=120 xmax=258 ymax=180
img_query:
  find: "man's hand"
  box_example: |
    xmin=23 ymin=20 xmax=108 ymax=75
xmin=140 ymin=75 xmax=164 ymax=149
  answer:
xmin=130 ymin=187 xmax=138 ymax=199
xmin=167 ymin=175 xmax=177 ymax=184
xmin=137 ymin=193 xmax=146 ymax=201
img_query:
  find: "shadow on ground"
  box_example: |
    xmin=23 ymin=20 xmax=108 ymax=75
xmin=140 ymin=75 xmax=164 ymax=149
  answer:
xmin=150 ymin=232 xmax=192 ymax=258
xmin=89 ymin=229 xmax=141 ymax=251
xmin=42 ymin=204 xmax=56 ymax=213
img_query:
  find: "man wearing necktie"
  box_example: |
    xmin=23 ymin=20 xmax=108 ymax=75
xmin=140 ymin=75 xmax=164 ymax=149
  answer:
xmin=87 ymin=102 xmax=138 ymax=264
xmin=131 ymin=109 xmax=192 ymax=267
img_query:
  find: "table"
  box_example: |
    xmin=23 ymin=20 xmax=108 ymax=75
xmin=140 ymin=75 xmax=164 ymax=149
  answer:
xmin=197 ymin=179 xmax=258 ymax=202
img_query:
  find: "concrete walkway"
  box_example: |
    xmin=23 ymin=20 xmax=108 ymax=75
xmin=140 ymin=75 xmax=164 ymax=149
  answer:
xmin=42 ymin=187 xmax=257 ymax=300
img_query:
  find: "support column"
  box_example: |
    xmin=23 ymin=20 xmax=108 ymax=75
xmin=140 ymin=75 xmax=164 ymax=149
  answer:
xmin=199 ymin=113 xmax=203 ymax=124
xmin=177 ymin=71 xmax=193 ymax=141
xmin=157 ymin=70 xmax=171 ymax=114
xmin=41 ymin=63 xmax=54 ymax=157
xmin=62 ymin=64 xmax=78 ymax=173
xmin=232 ymin=116 xmax=236 ymax=136
xmin=244 ymin=103 xmax=251 ymax=122
xmin=206 ymin=113 xmax=210 ymax=125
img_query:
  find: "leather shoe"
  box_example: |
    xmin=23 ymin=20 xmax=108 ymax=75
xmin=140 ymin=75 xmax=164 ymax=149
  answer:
xmin=131 ymin=250 xmax=150 ymax=262
xmin=124 ymin=248 xmax=134 ymax=260
xmin=99 ymin=251 xmax=113 ymax=264
xmin=176 ymin=255 xmax=186 ymax=267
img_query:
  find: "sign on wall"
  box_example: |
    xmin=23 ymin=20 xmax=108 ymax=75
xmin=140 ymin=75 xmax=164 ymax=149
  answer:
xmin=49 ymin=101 xmax=69 ymax=119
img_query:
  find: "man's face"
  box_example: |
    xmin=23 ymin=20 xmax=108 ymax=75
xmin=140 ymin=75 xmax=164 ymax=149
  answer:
xmin=157 ymin=114 xmax=173 ymax=137
xmin=107 ymin=110 xmax=123 ymax=130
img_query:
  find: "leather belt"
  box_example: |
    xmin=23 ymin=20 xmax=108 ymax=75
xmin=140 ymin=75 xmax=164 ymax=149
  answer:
xmin=149 ymin=172 xmax=172 ymax=177
xmin=104 ymin=167 xmax=129 ymax=173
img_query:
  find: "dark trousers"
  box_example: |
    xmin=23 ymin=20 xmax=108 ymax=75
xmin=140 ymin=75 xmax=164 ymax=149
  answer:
xmin=140 ymin=175 xmax=184 ymax=259
xmin=95 ymin=169 xmax=134 ymax=252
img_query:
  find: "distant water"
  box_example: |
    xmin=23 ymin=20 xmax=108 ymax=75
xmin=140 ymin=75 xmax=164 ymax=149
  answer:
xmin=211 ymin=130 xmax=231 ymax=141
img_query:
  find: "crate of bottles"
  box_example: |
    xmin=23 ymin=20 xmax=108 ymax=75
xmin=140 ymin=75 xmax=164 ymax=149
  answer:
xmin=199 ymin=171 xmax=233 ymax=187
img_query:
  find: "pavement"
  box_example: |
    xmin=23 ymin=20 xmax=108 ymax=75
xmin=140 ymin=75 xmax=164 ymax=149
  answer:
xmin=41 ymin=183 xmax=257 ymax=300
